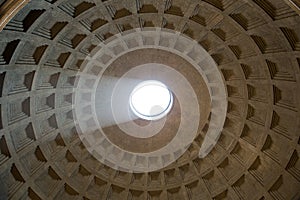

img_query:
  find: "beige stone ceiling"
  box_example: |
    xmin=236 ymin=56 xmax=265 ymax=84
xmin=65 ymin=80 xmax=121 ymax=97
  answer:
xmin=0 ymin=0 xmax=300 ymax=199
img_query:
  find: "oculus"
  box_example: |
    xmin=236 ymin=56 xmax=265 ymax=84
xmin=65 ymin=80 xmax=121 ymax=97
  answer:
xmin=129 ymin=80 xmax=173 ymax=120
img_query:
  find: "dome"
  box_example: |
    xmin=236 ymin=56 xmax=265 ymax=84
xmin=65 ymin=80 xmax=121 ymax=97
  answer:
xmin=0 ymin=0 xmax=299 ymax=199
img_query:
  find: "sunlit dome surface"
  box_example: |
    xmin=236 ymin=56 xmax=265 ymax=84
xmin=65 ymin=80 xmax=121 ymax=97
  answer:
xmin=130 ymin=80 xmax=173 ymax=120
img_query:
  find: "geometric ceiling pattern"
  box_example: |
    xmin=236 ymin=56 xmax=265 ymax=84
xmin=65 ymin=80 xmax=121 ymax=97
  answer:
xmin=0 ymin=0 xmax=299 ymax=199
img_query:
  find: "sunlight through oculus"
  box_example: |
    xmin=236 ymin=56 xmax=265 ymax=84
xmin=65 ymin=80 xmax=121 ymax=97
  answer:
xmin=129 ymin=80 xmax=173 ymax=120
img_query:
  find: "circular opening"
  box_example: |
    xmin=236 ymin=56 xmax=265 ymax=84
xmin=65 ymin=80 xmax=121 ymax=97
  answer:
xmin=130 ymin=80 xmax=173 ymax=120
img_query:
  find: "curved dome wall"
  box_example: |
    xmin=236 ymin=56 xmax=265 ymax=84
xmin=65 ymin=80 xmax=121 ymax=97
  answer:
xmin=0 ymin=0 xmax=300 ymax=199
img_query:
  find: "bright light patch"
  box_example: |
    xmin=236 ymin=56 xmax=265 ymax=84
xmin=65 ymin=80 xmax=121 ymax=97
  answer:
xmin=130 ymin=80 xmax=173 ymax=120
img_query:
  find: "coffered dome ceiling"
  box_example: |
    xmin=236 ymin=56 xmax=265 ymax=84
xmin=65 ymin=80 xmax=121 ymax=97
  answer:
xmin=0 ymin=0 xmax=299 ymax=199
